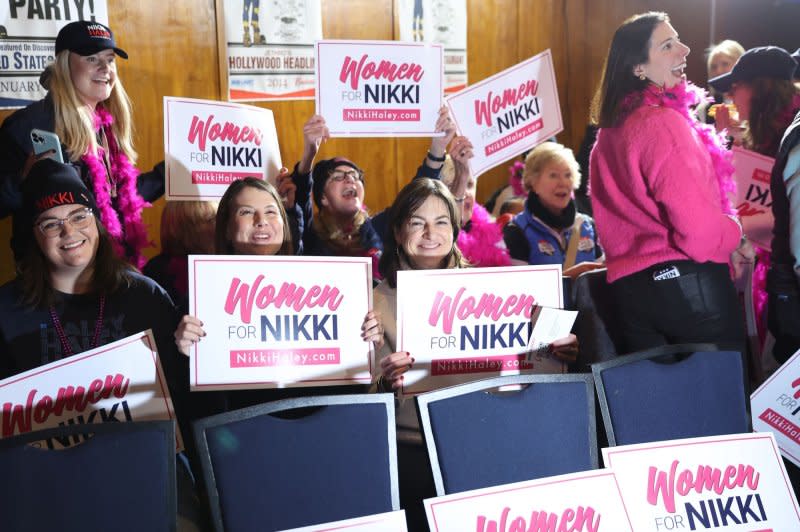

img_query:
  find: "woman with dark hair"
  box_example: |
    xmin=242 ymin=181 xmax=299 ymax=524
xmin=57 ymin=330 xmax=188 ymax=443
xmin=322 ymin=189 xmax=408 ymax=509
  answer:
xmin=0 ymin=159 xmax=204 ymax=527
xmin=175 ymin=177 xmax=293 ymax=354
xmin=711 ymin=46 xmax=800 ymax=156
xmin=361 ymin=177 xmax=576 ymax=530
xmin=290 ymin=107 xmax=456 ymax=272
xmin=589 ymin=12 xmax=745 ymax=353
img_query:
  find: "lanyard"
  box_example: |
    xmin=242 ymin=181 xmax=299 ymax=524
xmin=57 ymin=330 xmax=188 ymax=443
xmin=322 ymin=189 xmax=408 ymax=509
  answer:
xmin=49 ymin=295 xmax=106 ymax=357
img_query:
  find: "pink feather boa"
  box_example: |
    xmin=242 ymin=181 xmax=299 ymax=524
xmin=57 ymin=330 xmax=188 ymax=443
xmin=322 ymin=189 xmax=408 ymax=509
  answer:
xmin=456 ymin=204 xmax=511 ymax=267
xmin=624 ymin=81 xmax=737 ymax=214
xmin=83 ymin=107 xmax=151 ymax=268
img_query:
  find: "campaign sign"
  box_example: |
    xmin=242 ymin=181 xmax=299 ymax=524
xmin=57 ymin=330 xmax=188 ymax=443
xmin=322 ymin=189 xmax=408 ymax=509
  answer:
xmin=315 ymin=40 xmax=444 ymax=137
xmin=279 ymin=510 xmax=407 ymax=532
xmin=0 ymin=331 xmax=178 ymax=449
xmin=603 ymin=433 xmax=800 ymax=531
xmin=396 ymin=265 xmax=564 ymax=395
xmin=424 ymin=469 xmax=633 ymax=532
xmin=446 ymin=49 xmax=563 ymax=176
xmin=164 ymin=97 xmax=282 ymax=200
xmin=189 ymin=255 xmax=373 ymax=390
xmin=751 ymin=348 xmax=800 ymax=467
xmin=731 ymin=147 xmax=775 ymax=251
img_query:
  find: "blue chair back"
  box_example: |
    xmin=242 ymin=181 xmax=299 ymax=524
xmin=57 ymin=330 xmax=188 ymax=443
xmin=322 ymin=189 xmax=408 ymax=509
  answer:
xmin=193 ymin=393 xmax=399 ymax=532
xmin=592 ymin=344 xmax=750 ymax=447
xmin=416 ymin=374 xmax=598 ymax=496
xmin=0 ymin=420 xmax=176 ymax=532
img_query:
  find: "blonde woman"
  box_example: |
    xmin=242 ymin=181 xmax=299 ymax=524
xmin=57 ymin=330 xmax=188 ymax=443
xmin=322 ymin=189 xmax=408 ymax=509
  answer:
xmin=0 ymin=21 xmax=160 ymax=267
xmin=503 ymin=142 xmax=604 ymax=278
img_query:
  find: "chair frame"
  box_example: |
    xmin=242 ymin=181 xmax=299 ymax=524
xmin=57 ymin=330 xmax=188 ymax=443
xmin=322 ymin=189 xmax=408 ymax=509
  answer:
xmin=193 ymin=393 xmax=400 ymax=532
xmin=591 ymin=343 xmax=723 ymax=447
xmin=0 ymin=420 xmax=177 ymax=530
xmin=416 ymin=373 xmax=598 ymax=496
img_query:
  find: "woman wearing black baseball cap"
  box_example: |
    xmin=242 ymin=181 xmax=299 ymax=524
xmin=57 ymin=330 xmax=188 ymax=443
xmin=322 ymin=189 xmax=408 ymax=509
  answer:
xmin=0 ymin=21 xmax=162 ymax=269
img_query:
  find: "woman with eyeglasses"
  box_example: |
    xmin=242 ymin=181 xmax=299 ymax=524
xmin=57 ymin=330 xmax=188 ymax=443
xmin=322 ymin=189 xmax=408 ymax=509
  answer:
xmin=289 ymin=107 xmax=456 ymax=277
xmin=0 ymin=159 xmax=206 ymax=526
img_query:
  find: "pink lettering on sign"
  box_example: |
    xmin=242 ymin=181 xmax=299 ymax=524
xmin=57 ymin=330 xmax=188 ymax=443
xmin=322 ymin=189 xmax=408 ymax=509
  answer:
xmin=339 ymin=54 xmax=425 ymax=90
xmin=187 ymin=114 xmax=264 ymax=152
xmin=476 ymin=505 xmax=600 ymax=532
xmin=646 ymin=459 xmax=760 ymax=513
xmin=342 ymin=108 xmax=420 ymax=122
xmin=759 ymin=408 xmax=800 ymax=444
xmin=752 ymin=168 xmax=771 ymax=184
xmin=428 ymin=287 xmax=535 ymax=335
xmin=485 ymin=119 xmax=544 ymax=156
xmin=224 ymin=275 xmax=344 ymax=324
xmin=1 ymin=374 xmax=131 ymax=438
xmin=191 ymin=171 xmax=259 ymax=184
xmin=230 ymin=348 xmax=341 ymax=368
xmin=432 ymin=355 xmax=533 ymax=376
xmin=474 ymin=80 xmax=539 ymax=127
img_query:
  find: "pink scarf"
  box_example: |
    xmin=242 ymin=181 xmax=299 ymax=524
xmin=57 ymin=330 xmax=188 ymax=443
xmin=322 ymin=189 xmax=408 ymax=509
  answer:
xmin=82 ymin=107 xmax=151 ymax=268
xmin=457 ymin=204 xmax=511 ymax=267
xmin=625 ymin=81 xmax=737 ymax=215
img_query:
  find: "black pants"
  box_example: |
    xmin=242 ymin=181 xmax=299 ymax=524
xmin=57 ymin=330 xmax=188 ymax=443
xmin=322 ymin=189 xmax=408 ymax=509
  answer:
xmin=611 ymin=261 xmax=745 ymax=354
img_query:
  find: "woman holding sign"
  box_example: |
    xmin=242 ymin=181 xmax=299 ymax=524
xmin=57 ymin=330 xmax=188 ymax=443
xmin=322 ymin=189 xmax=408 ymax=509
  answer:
xmin=0 ymin=21 xmax=162 ymax=268
xmin=290 ymin=107 xmax=456 ymax=273
xmin=0 ymin=159 xmax=204 ymax=528
xmin=362 ymin=177 xmax=577 ymax=530
xmin=589 ymin=12 xmax=745 ymax=353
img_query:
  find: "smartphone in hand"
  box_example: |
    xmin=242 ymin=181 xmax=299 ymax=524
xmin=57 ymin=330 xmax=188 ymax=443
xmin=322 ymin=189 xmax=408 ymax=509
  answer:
xmin=30 ymin=128 xmax=64 ymax=164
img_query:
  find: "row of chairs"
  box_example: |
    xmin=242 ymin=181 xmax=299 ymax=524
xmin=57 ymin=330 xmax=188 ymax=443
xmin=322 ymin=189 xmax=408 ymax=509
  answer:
xmin=0 ymin=344 xmax=749 ymax=531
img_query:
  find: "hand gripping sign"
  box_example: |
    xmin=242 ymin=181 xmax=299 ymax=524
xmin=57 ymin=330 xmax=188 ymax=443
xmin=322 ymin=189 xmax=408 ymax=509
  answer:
xmin=315 ymin=40 xmax=444 ymax=137
xmin=0 ymin=330 xmax=180 ymax=450
xmin=189 ymin=255 xmax=373 ymax=391
xmin=603 ymin=433 xmax=800 ymax=531
xmin=752 ymin=348 xmax=800 ymax=467
xmin=424 ymin=469 xmax=633 ymax=532
xmin=446 ymin=49 xmax=563 ymax=177
xmin=164 ymin=96 xmax=282 ymax=200
xmin=396 ymin=265 xmax=564 ymax=395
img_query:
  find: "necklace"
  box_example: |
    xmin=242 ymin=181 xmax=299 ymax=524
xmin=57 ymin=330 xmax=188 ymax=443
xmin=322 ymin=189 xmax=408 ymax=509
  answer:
xmin=49 ymin=295 xmax=106 ymax=357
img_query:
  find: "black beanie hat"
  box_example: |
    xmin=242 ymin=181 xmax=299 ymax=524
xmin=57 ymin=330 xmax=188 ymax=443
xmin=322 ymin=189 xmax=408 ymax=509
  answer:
xmin=311 ymin=157 xmax=363 ymax=210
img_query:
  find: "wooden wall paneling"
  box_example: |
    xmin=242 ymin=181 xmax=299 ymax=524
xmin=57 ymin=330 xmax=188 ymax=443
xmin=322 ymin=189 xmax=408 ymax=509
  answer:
xmin=465 ymin=0 xmax=521 ymax=205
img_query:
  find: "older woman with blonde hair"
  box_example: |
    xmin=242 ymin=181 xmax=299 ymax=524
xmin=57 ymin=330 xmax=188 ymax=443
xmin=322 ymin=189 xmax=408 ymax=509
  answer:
xmin=503 ymin=141 xmax=604 ymax=278
xmin=0 ymin=21 xmax=162 ymax=267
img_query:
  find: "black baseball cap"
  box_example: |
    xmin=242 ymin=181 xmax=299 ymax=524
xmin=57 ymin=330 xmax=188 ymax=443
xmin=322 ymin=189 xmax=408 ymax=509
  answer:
xmin=709 ymin=46 xmax=796 ymax=93
xmin=55 ymin=21 xmax=128 ymax=59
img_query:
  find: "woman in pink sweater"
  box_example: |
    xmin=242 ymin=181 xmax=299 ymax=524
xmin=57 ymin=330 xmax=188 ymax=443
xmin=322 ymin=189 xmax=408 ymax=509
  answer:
xmin=589 ymin=12 xmax=745 ymax=353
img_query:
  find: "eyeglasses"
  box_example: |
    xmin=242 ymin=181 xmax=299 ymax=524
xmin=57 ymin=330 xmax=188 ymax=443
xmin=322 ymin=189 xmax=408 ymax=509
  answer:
xmin=328 ymin=170 xmax=363 ymax=183
xmin=36 ymin=208 xmax=95 ymax=237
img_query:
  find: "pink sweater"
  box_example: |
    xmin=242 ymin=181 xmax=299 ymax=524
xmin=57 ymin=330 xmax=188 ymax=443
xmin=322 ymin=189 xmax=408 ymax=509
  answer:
xmin=590 ymin=104 xmax=741 ymax=283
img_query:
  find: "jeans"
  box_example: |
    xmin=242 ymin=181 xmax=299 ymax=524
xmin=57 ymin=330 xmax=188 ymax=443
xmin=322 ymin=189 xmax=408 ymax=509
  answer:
xmin=611 ymin=260 xmax=745 ymax=354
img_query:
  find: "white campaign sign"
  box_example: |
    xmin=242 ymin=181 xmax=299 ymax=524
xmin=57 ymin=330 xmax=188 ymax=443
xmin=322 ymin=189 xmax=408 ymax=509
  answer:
xmin=603 ymin=433 xmax=800 ymax=531
xmin=731 ymin=147 xmax=775 ymax=250
xmin=424 ymin=469 xmax=633 ymax=532
xmin=164 ymin=97 xmax=282 ymax=200
xmin=315 ymin=40 xmax=443 ymax=137
xmin=446 ymin=49 xmax=563 ymax=177
xmin=0 ymin=330 xmax=178 ymax=448
xmin=751 ymin=348 xmax=800 ymax=467
xmin=188 ymin=255 xmax=373 ymax=390
xmin=279 ymin=510 xmax=407 ymax=532
xmin=396 ymin=265 xmax=564 ymax=395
